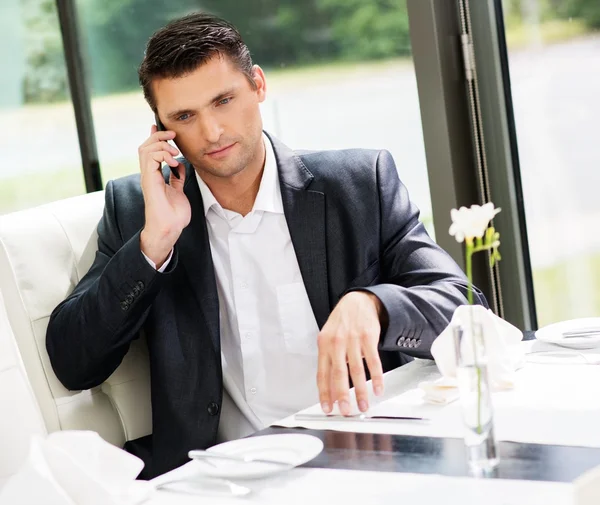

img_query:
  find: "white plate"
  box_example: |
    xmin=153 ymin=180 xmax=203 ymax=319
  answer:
xmin=535 ymin=317 xmax=600 ymax=349
xmin=191 ymin=434 xmax=323 ymax=479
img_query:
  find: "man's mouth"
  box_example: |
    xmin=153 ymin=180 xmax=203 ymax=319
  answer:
xmin=206 ymin=143 xmax=236 ymax=157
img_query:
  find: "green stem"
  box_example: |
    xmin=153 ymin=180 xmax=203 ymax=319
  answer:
xmin=466 ymin=243 xmax=474 ymax=305
xmin=471 ymin=244 xmax=492 ymax=254
xmin=475 ymin=344 xmax=483 ymax=434
xmin=465 ymin=242 xmax=482 ymax=434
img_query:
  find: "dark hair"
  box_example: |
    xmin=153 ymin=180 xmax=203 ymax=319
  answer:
xmin=138 ymin=13 xmax=256 ymax=113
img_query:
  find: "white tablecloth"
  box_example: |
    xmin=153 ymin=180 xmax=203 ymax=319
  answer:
xmin=149 ymin=466 xmax=574 ymax=505
xmin=275 ymin=341 xmax=600 ymax=448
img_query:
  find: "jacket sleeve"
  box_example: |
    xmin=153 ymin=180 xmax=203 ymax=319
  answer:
xmin=358 ymin=150 xmax=488 ymax=359
xmin=46 ymin=181 xmax=178 ymax=390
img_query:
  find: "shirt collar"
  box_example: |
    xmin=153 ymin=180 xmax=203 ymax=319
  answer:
xmin=195 ymin=133 xmax=283 ymax=217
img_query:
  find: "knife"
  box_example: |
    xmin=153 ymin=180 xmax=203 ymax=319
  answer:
xmin=294 ymin=413 xmax=429 ymax=422
xmin=562 ymin=328 xmax=600 ymax=338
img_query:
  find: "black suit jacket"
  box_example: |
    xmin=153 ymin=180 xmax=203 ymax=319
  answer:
xmin=46 ymin=133 xmax=486 ymax=478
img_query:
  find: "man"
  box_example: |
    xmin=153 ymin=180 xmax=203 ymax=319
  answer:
xmin=46 ymin=13 xmax=486 ymax=478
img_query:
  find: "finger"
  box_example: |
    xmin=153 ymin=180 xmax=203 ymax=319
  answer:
xmin=142 ymin=141 xmax=180 ymax=157
xmin=331 ymin=334 xmax=351 ymax=415
xmin=169 ymin=163 xmax=186 ymax=185
xmin=149 ymin=151 xmax=179 ymax=168
xmin=317 ymin=335 xmax=332 ymax=413
xmin=150 ymin=124 xmax=157 ymax=135
xmin=363 ymin=336 xmax=384 ymax=397
xmin=139 ymin=129 xmax=176 ymax=149
xmin=347 ymin=338 xmax=368 ymax=412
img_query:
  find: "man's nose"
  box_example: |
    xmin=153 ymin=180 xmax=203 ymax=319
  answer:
xmin=198 ymin=114 xmax=223 ymax=146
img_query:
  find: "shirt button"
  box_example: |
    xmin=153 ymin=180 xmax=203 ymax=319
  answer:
xmin=207 ymin=402 xmax=220 ymax=416
xmin=249 ymin=387 xmax=257 ymax=395
xmin=245 ymin=332 xmax=252 ymax=339
xmin=240 ymin=281 xmax=248 ymax=289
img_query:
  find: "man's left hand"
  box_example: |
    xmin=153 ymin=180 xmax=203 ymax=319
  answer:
xmin=316 ymin=291 xmax=386 ymax=416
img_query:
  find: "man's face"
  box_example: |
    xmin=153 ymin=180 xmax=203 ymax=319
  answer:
xmin=153 ymin=55 xmax=266 ymax=179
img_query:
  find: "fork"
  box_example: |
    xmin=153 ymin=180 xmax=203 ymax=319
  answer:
xmin=188 ymin=449 xmax=293 ymax=468
xmin=155 ymin=477 xmax=251 ymax=496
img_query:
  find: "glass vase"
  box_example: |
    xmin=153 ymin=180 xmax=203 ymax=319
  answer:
xmin=453 ymin=320 xmax=499 ymax=473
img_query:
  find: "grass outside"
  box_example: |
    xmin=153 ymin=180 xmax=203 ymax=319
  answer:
xmin=263 ymin=57 xmax=414 ymax=89
xmin=532 ymin=252 xmax=600 ymax=328
xmin=505 ymin=18 xmax=590 ymax=48
xmin=0 ymin=159 xmax=136 ymax=215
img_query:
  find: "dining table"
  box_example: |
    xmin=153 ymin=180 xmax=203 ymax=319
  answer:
xmin=147 ymin=332 xmax=600 ymax=504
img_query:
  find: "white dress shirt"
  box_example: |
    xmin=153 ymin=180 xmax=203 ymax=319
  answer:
xmin=145 ymin=134 xmax=320 ymax=432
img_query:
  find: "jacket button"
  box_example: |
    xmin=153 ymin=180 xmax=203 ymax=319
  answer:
xmin=396 ymin=336 xmax=405 ymax=346
xmin=126 ymin=294 xmax=134 ymax=303
xmin=207 ymin=402 xmax=220 ymax=416
xmin=120 ymin=301 xmax=129 ymax=311
xmin=136 ymin=281 xmax=145 ymax=290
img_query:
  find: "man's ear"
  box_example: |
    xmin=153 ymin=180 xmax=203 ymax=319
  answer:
xmin=252 ymin=65 xmax=267 ymax=102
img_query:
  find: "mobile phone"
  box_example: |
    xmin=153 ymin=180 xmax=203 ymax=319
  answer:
xmin=155 ymin=114 xmax=181 ymax=180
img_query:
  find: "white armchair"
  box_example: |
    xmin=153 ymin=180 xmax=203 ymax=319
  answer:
xmin=0 ymin=191 xmax=152 ymax=477
xmin=0 ymin=289 xmax=46 ymax=484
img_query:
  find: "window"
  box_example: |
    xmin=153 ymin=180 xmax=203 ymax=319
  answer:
xmin=77 ymin=0 xmax=435 ymax=236
xmin=502 ymin=0 xmax=600 ymax=325
xmin=0 ymin=0 xmax=85 ymax=215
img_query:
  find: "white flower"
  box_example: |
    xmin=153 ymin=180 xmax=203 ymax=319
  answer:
xmin=449 ymin=203 xmax=501 ymax=243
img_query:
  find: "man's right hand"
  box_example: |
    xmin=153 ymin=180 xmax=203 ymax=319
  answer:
xmin=139 ymin=125 xmax=191 ymax=268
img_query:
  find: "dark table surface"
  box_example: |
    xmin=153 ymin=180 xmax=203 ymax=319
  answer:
xmin=258 ymin=427 xmax=600 ymax=483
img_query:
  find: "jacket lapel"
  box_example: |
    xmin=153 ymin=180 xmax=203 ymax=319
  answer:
xmin=267 ymin=133 xmax=331 ymax=329
xmin=176 ymin=163 xmax=220 ymax=354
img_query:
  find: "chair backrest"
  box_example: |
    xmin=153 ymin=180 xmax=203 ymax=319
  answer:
xmin=0 ymin=289 xmax=47 ymax=481
xmin=0 ymin=192 xmax=152 ymax=449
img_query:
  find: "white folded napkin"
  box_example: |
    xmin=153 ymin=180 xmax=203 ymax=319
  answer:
xmin=0 ymin=431 xmax=153 ymax=505
xmin=421 ymin=305 xmax=524 ymax=404
xmin=418 ymin=377 xmax=460 ymax=405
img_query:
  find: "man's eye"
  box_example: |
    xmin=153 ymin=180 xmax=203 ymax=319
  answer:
xmin=218 ymin=97 xmax=231 ymax=105
xmin=177 ymin=113 xmax=190 ymax=121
